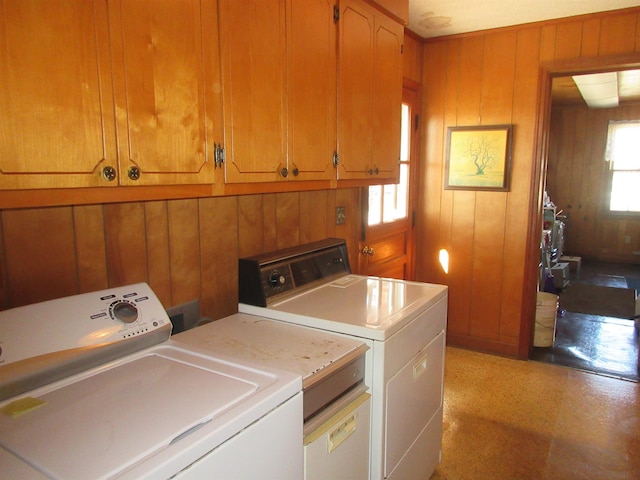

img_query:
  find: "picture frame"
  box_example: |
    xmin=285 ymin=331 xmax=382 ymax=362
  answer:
xmin=444 ymin=124 xmax=513 ymax=191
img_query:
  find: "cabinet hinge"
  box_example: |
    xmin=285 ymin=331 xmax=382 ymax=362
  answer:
xmin=332 ymin=151 xmax=339 ymax=166
xmin=214 ymin=143 xmax=225 ymax=168
xmin=333 ymin=5 xmax=339 ymax=22
xmin=414 ymin=114 xmax=419 ymax=131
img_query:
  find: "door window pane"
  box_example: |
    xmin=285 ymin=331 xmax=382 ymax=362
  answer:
xmin=367 ymin=103 xmax=411 ymax=226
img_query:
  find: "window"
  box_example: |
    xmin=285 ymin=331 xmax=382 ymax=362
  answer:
xmin=606 ymin=121 xmax=640 ymax=212
xmin=368 ymin=103 xmax=411 ymax=226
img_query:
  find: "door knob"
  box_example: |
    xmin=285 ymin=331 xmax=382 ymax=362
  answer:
xmin=361 ymin=246 xmax=375 ymax=256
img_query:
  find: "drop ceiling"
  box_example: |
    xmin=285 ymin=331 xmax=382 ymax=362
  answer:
xmin=552 ymin=71 xmax=640 ymax=107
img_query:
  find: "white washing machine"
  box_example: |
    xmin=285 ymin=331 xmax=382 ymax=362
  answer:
xmin=238 ymin=238 xmax=449 ymax=480
xmin=0 ymin=283 xmax=302 ymax=480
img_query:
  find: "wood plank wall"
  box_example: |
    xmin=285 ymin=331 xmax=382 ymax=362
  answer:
xmin=0 ymin=189 xmax=362 ymax=318
xmin=417 ymin=8 xmax=640 ymax=357
xmin=547 ymin=103 xmax=640 ymax=264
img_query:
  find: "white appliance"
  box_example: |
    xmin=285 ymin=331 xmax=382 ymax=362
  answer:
xmin=238 ymin=238 xmax=448 ymax=480
xmin=0 ymin=283 xmax=302 ymax=480
xmin=174 ymin=313 xmax=372 ymax=480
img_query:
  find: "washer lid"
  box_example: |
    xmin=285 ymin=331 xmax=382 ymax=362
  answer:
xmin=0 ymin=345 xmax=273 ymax=480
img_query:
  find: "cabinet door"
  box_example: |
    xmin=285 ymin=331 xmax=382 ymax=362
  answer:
xmin=110 ymin=0 xmax=221 ymax=186
xmin=288 ymin=0 xmax=336 ymax=181
xmin=219 ymin=0 xmax=287 ymax=183
xmin=372 ymin=13 xmax=402 ymax=180
xmin=0 ymin=0 xmax=115 ymax=190
xmin=337 ymin=0 xmax=374 ymax=180
xmin=337 ymin=0 xmax=403 ymax=182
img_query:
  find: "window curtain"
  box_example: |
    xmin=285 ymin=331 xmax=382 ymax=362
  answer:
xmin=605 ymin=120 xmax=640 ymax=168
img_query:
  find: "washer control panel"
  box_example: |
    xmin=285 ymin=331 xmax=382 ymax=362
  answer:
xmin=0 ymin=282 xmax=171 ymax=366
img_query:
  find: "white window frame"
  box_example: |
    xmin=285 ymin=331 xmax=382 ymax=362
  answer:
xmin=605 ymin=120 xmax=640 ymax=213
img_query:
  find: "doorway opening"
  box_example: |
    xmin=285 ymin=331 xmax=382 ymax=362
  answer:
xmin=530 ymin=56 xmax=640 ymax=381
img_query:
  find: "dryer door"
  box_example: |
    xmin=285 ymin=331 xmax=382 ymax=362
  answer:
xmin=384 ymin=330 xmax=445 ymax=477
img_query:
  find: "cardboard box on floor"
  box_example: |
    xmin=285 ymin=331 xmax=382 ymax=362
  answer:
xmin=551 ymin=262 xmax=570 ymax=289
xmin=559 ymin=256 xmax=581 ymax=273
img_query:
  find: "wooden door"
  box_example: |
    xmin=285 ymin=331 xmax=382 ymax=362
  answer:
xmin=110 ymin=0 xmax=222 ymax=186
xmin=219 ymin=0 xmax=287 ymax=183
xmin=0 ymin=0 xmax=116 ymax=190
xmin=359 ymin=87 xmax=419 ymax=279
xmin=288 ymin=0 xmax=336 ymax=181
xmin=336 ymin=0 xmax=374 ymax=180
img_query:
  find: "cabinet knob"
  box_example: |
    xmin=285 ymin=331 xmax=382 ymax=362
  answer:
xmin=292 ymin=167 xmax=299 ymax=177
xmin=128 ymin=166 xmax=141 ymax=180
xmin=280 ymin=167 xmax=288 ymax=177
xmin=373 ymin=166 xmax=379 ymax=175
xmin=102 ymin=166 xmax=117 ymax=182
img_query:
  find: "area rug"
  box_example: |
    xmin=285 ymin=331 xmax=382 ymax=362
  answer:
xmin=558 ymin=283 xmax=636 ymax=319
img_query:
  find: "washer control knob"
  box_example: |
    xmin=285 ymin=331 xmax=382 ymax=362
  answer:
xmin=110 ymin=300 xmax=139 ymax=324
xmin=269 ymin=270 xmax=286 ymax=288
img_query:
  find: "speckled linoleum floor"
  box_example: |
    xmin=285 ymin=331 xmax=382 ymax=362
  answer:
xmin=431 ymin=347 xmax=640 ymax=480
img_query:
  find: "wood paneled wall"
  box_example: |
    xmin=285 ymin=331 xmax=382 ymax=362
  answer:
xmin=0 ymin=189 xmax=362 ymax=318
xmin=547 ymin=103 xmax=640 ymax=264
xmin=417 ymin=8 xmax=640 ymax=357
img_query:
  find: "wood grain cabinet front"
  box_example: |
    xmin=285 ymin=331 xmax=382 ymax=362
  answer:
xmin=219 ymin=0 xmax=336 ymax=185
xmin=0 ymin=0 xmax=222 ymax=190
xmin=337 ymin=0 xmax=403 ymax=183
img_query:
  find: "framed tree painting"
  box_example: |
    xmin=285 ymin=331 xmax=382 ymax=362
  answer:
xmin=444 ymin=124 xmax=513 ymax=191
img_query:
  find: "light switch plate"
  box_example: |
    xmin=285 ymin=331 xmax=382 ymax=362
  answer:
xmin=336 ymin=206 xmax=346 ymax=225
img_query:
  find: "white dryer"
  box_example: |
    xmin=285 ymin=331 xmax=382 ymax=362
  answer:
xmin=239 ymin=238 xmax=448 ymax=480
xmin=0 ymin=283 xmax=302 ymax=480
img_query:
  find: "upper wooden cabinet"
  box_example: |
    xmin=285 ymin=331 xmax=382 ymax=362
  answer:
xmin=368 ymin=0 xmax=409 ymax=24
xmin=337 ymin=0 xmax=403 ymax=182
xmin=109 ymin=0 xmax=222 ymax=187
xmin=219 ymin=0 xmax=336 ymax=184
xmin=0 ymin=0 xmax=222 ymax=190
xmin=0 ymin=0 xmax=404 ymax=201
xmin=0 ymin=0 xmax=113 ymax=189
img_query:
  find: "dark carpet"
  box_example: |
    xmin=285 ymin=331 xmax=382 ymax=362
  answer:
xmin=559 ymin=283 xmax=635 ymax=319
xmin=530 ymin=312 xmax=639 ymax=382
xmin=626 ymin=276 xmax=640 ymax=293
